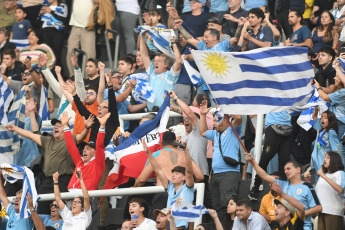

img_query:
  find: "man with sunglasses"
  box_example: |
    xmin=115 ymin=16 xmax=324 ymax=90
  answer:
xmin=39 ymin=201 xmax=64 ymax=230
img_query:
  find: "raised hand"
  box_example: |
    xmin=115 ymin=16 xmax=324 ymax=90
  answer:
xmin=200 ymin=100 xmax=211 ymax=115
xmin=71 ymin=53 xmax=78 ymax=67
xmin=98 ymin=61 xmax=105 ymax=71
xmin=6 ymin=124 xmax=15 ymax=132
xmin=26 ymin=193 xmax=34 ymax=210
xmin=24 ymin=58 xmax=32 ymax=70
xmin=142 ymin=138 xmax=150 ymax=155
xmin=84 ymin=114 xmax=95 ymax=129
xmin=245 ymin=152 xmax=254 ymax=162
xmin=317 ymin=169 xmax=325 ymax=178
xmin=168 ymin=90 xmax=177 ymax=99
xmin=208 ymin=209 xmax=218 ymax=219
xmin=271 ymin=183 xmax=283 ymax=196
xmin=55 ymin=66 xmax=62 ymax=76
xmin=62 ymin=82 xmax=75 ymax=94
xmin=97 ymin=112 xmax=111 ymax=127
xmin=314 ymin=79 xmax=320 ymax=89
xmin=38 ymin=53 xmax=48 ymax=67
xmin=26 ymin=98 xmax=36 ymax=113
xmin=60 ymin=111 xmax=71 ymax=126
xmin=129 ymin=78 xmax=136 ymax=88
xmin=76 ymin=167 xmax=82 ymax=180
xmin=142 ymin=12 xmax=150 ymax=25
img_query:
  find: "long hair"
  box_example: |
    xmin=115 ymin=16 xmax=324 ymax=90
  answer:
xmin=322 ymin=151 xmax=345 ymax=173
xmin=321 ymin=111 xmax=338 ymax=133
xmin=222 ymin=197 xmax=238 ymax=230
xmin=317 ymin=11 xmax=335 ymax=44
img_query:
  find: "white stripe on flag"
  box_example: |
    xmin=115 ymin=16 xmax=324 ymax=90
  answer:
xmin=20 ymin=167 xmax=38 ymax=219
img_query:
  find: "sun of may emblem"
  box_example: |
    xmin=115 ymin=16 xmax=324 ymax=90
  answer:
xmin=202 ymin=52 xmax=230 ymax=77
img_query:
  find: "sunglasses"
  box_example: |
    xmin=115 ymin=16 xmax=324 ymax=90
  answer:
xmin=85 ymin=92 xmax=95 ymax=96
xmin=72 ymin=200 xmax=82 ymax=205
xmin=111 ymin=76 xmax=123 ymax=79
xmin=54 ymin=124 xmax=62 ymax=127
xmin=24 ymin=72 xmax=31 ymax=76
xmin=50 ymin=204 xmax=59 ymax=208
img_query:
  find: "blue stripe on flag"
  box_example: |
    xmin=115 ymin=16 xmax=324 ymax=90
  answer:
xmin=239 ymin=61 xmax=312 ymax=74
xmin=216 ymin=94 xmax=310 ymax=106
xmin=232 ymin=47 xmax=308 ymax=60
xmin=209 ymin=78 xmax=312 ymax=91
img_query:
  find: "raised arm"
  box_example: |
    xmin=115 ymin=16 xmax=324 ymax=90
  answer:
xmin=271 ymin=183 xmax=305 ymax=219
xmin=264 ymin=13 xmax=280 ymax=41
xmin=27 ymin=193 xmax=45 ymax=230
xmin=169 ymin=91 xmax=197 ymax=127
xmin=208 ymin=209 xmax=224 ymax=230
xmin=139 ymin=34 xmax=152 ymax=70
xmin=245 ymin=152 xmax=276 ymax=184
xmin=72 ymin=54 xmax=86 ymax=101
xmin=53 ymin=172 xmax=65 ymax=210
xmin=177 ymin=21 xmax=199 ymax=48
xmin=0 ymin=171 xmax=10 ymax=210
xmin=142 ymin=139 xmax=169 ymax=189
xmin=6 ymin=124 xmax=41 ymax=146
xmin=97 ymin=61 xmax=105 ymax=104
xmin=0 ymin=61 xmax=11 ymax=85
xmin=27 ymin=98 xmax=39 ymax=132
xmin=314 ymin=80 xmax=330 ymax=101
xmin=199 ymin=100 xmax=211 ymax=137
xmin=116 ymin=78 xmax=136 ymax=103
xmin=172 ymin=37 xmax=182 ymax=73
xmin=39 ymin=53 xmax=63 ymax=98
xmin=77 ymin=168 xmax=90 ymax=211
xmin=56 ymin=66 xmax=74 ymax=103
xmin=75 ymin=114 xmax=94 ymax=144
xmin=184 ymin=147 xmax=194 ymax=188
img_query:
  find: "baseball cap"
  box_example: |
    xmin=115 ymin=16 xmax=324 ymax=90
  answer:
xmin=207 ymin=17 xmax=223 ymax=25
xmin=153 ymin=208 xmax=168 ymax=216
xmin=274 ymin=199 xmax=296 ymax=216
xmin=79 ymin=141 xmax=96 ymax=149
xmin=51 ymin=119 xmax=62 ymax=126
xmin=339 ymin=46 xmax=345 ymax=55
xmin=189 ymin=0 xmax=205 ymax=5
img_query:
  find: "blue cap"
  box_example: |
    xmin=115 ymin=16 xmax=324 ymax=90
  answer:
xmin=190 ymin=0 xmax=205 ymax=5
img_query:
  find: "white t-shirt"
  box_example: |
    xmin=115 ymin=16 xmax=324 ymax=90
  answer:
xmin=315 ymin=170 xmax=345 ymax=216
xmin=133 ymin=218 xmax=157 ymax=230
xmin=59 ymin=205 xmax=92 ymax=230
xmin=116 ymin=0 xmax=140 ymax=15
xmin=69 ymin=0 xmax=93 ymax=28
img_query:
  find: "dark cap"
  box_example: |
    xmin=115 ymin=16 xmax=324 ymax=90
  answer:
xmin=79 ymin=141 xmax=96 ymax=149
xmin=65 ymin=75 xmax=75 ymax=82
xmin=111 ymin=70 xmax=120 ymax=76
xmin=51 ymin=119 xmax=61 ymax=125
xmin=339 ymin=46 xmax=345 ymax=55
xmin=207 ymin=17 xmax=223 ymax=25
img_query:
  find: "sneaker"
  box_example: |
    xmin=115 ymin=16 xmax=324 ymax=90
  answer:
xmin=248 ymin=187 xmax=259 ymax=201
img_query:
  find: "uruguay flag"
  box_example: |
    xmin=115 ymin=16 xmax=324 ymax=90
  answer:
xmin=102 ymin=92 xmax=170 ymax=189
xmin=183 ymin=59 xmax=201 ymax=86
xmin=171 ymin=194 xmax=209 ymax=222
xmin=128 ymin=73 xmax=155 ymax=103
xmin=39 ymin=86 xmax=50 ymax=120
xmin=0 ymin=164 xmax=38 ymax=219
xmin=0 ymin=77 xmax=14 ymax=125
xmin=192 ymin=47 xmax=314 ymax=114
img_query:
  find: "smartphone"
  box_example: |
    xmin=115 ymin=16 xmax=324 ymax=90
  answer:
xmin=27 ymin=56 xmax=32 ymax=60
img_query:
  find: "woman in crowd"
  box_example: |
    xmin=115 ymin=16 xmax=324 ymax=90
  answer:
xmin=53 ymin=168 xmax=92 ymax=230
xmin=311 ymin=109 xmax=339 ymax=181
xmin=19 ymin=29 xmax=56 ymax=69
xmin=39 ymin=200 xmax=64 ymax=230
xmin=311 ymin=11 xmax=338 ymax=54
xmin=40 ymin=0 xmax=68 ymax=68
xmin=315 ymin=151 xmax=345 ymax=230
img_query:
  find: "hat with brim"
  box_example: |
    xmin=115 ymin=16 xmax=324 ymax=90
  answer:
xmin=153 ymin=208 xmax=168 ymax=217
xmin=79 ymin=141 xmax=96 ymax=149
xmin=51 ymin=119 xmax=62 ymax=126
xmin=207 ymin=17 xmax=223 ymax=25
xmin=274 ymin=199 xmax=296 ymax=216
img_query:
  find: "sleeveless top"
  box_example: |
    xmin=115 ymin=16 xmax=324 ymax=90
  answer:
xmin=312 ymin=29 xmax=333 ymax=53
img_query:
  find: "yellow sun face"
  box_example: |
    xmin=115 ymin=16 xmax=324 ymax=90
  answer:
xmin=202 ymin=52 xmax=230 ymax=77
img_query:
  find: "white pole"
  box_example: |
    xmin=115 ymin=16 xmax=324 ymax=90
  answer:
xmin=194 ymin=182 xmax=205 ymax=227
xmin=250 ymin=114 xmax=264 ymax=189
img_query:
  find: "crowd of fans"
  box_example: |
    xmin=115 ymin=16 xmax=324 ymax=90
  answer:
xmin=0 ymin=0 xmax=345 ymax=230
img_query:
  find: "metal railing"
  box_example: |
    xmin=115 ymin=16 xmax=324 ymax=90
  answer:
xmin=8 ymin=184 xmax=205 ymax=227
xmin=104 ymin=29 xmax=120 ymax=71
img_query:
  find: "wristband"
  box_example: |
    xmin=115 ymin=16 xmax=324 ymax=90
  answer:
xmin=30 ymin=208 xmax=36 ymax=213
xmin=53 ymin=182 xmax=59 ymax=185
xmin=29 ymin=68 xmax=35 ymax=73
xmin=317 ymin=87 xmax=322 ymax=91
xmin=171 ymin=42 xmax=176 ymax=44
xmin=174 ymin=97 xmax=178 ymax=104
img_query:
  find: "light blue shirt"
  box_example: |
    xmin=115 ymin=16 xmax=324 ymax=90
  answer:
xmin=6 ymin=204 xmax=34 ymax=230
xmin=265 ymin=111 xmax=291 ymax=128
xmin=147 ymin=61 xmax=180 ymax=111
xmin=329 ymin=88 xmax=345 ymax=124
xmin=166 ymin=181 xmax=194 ymax=229
xmin=244 ymin=0 xmax=268 ymax=11
xmin=205 ymin=125 xmax=242 ymax=174
xmin=233 ymin=211 xmax=270 ymax=230
xmin=209 ymin=0 xmax=229 ymax=13
xmin=197 ymin=38 xmax=234 ymax=51
xmin=275 ymin=179 xmax=320 ymax=230
xmin=104 ymin=88 xmax=130 ymax=130
xmin=39 ymin=214 xmax=63 ymax=230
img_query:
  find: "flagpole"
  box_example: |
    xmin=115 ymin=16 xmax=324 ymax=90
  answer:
xmin=250 ymin=114 xmax=264 ymax=189
xmin=224 ymin=115 xmax=248 ymax=153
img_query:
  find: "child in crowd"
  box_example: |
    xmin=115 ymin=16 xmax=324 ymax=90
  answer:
xmin=315 ymin=151 xmax=345 ymax=230
xmin=311 ymin=110 xmax=339 ymax=181
xmin=142 ymin=138 xmax=194 ymax=229
xmin=128 ymin=198 xmax=156 ymax=229
xmin=10 ymin=7 xmax=31 ymax=50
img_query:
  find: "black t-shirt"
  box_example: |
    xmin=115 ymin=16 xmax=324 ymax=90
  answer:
xmin=219 ymin=8 xmax=248 ymax=37
xmin=5 ymin=61 xmax=24 ymax=81
xmin=84 ymin=76 xmax=100 ymax=91
xmin=314 ymin=63 xmax=336 ymax=87
xmin=182 ymin=12 xmax=211 ymax=37
xmin=271 ymin=213 xmax=304 ymax=230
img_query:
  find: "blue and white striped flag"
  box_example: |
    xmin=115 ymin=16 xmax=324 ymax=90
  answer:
xmin=0 ymin=88 xmax=26 ymax=155
xmin=39 ymin=86 xmax=50 ymax=120
xmin=171 ymin=194 xmax=209 ymax=222
xmin=0 ymin=77 xmax=14 ymax=125
xmin=337 ymin=58 xmax=345 ymax=73
xmin=9 ymin=39 xmax=29 ymax=51
xmin=135 ymin=26 xmax=175 ymax=58
xmin=128 ymin=73 xmax=155 ymax=103
xmin=20 ymin=167 xmax=38 ymax=219
xmin=192 ymin=47 xmax=314 ymax=114
xmin=0 ymin=164 xmax=38 ymax=219
xmin=183 ymin=59 xmax=201 ymax=86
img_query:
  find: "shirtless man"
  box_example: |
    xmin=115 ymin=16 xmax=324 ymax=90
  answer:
xmin=133 ymin=131 xmax=204 ymax=220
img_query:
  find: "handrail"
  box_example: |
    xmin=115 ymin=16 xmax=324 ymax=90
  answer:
xmin=104 ymin=29 xmax=120 ymax=70
xmin=71 ymin=48 xmax=87 ymax=78
xmin=8 ymin=183 xmax=205 ymax=227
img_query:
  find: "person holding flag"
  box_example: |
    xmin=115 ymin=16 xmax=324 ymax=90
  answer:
xmin=0 ymin=171 xmax=34 ymax=229
xmin=142 ymin=138 xmax=194 ymax=229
